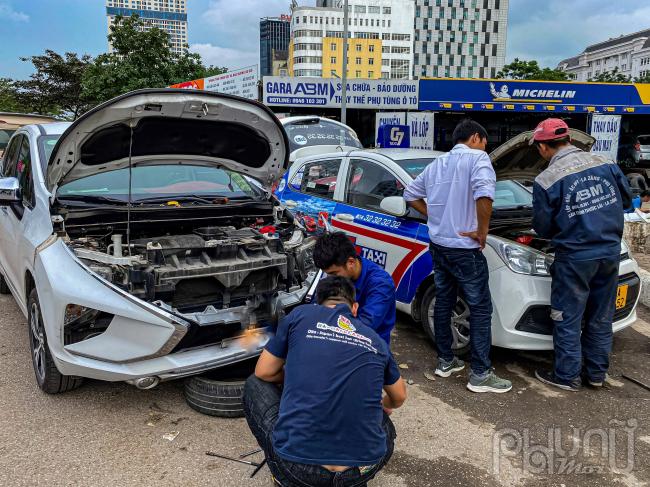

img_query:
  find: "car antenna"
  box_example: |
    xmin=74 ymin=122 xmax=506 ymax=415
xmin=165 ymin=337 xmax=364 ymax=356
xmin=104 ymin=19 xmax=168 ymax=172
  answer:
xmin=127 ymin=122 xmax=134 ymax=257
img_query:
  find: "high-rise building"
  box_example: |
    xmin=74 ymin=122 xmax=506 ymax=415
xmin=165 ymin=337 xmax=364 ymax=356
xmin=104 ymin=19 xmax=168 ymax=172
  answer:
xmin=289 ymin=0 xmax=415 ymax=79
xmin=414 ymin=0 xmax=509 ymax=79
xmin=558 ymin=29 xmax=650 ymax=82
xmin=105 ymin=0 xmax=188 ymax=55
xmin=260 ymin=16 xmax=292 ymax=77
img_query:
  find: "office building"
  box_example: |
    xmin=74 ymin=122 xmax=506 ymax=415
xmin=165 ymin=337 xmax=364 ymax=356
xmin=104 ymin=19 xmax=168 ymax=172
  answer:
xmin=558 ymin=28 xmax=650 ymax=81
xmin=105 ymin=0 xmax=188 ymax=55
xmin=414 ymin=0 xmax=509 ymax=79
xmin=289 ymin=0 xmax=415 ymax=79
xmin=260 ymin=16 xmax=292 ymax=77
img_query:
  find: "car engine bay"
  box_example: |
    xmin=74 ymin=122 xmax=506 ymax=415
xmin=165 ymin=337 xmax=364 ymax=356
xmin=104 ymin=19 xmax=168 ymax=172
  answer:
xmin=59 ymin=209 xmax=317 ymax=350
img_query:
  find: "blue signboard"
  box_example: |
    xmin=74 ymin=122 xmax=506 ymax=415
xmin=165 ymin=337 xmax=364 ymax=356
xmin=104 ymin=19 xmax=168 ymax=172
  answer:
xmin=418 ymin=78 xmax=650 ymax=115
xmin=377 ymin=125 xmax=411 ymax=148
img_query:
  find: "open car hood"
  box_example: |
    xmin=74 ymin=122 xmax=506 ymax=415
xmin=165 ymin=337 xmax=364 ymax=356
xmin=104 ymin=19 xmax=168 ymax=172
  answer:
xmin=46 ymin=89 xmax=289 ymax=192
xmin=490 ymin=129 xmax=595 ymax=182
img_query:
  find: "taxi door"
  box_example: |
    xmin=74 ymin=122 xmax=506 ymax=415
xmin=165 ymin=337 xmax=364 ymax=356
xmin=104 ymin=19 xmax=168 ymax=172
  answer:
xmin=331 ymin=157 xmax=428 ymax=303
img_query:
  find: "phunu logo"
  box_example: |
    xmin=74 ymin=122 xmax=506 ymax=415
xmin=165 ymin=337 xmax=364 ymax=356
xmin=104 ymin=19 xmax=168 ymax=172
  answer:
xmin=390 ymin=127 xmax=405 ymax=145
xmin=575 ymin=184 xmax=604 ymax=202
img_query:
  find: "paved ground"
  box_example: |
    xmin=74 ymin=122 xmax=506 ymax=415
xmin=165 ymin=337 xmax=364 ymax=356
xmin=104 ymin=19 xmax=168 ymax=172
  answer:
xmin=0 ymin=293 xmax=649 ymax=486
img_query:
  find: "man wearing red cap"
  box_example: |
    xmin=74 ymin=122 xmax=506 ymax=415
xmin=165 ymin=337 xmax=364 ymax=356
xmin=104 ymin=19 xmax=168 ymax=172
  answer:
xmin=530 ymin=118 xmax=632 ymax=392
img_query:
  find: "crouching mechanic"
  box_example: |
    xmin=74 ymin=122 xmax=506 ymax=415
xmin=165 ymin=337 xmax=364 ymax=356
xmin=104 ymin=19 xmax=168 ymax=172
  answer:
xmin=243 ymin=276 xmax=407 ymax=487
xmin=313 ymin=232 xmax=396 ymax=345
xmin=531 ymin=118 xmax=632 ymax=391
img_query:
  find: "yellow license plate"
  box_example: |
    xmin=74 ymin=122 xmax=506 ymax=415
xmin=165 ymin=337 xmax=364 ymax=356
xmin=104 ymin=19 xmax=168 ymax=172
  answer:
xmin=616 ymin=285 xmax=629 ymax=310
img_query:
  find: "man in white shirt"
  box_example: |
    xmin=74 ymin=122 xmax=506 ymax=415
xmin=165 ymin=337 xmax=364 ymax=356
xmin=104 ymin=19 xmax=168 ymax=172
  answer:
xmin=403 ymin=119 xmax=511 ymax=394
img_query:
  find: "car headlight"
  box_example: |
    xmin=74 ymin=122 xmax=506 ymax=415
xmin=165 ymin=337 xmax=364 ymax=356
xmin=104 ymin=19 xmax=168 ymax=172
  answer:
xmin=489 ymin=237 xmax=553 ymax=276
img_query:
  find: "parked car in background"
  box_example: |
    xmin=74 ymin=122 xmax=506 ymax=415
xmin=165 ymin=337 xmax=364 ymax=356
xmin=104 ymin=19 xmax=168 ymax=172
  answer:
xmin=636 ymin=135 xmax=650 ymax=164
xmin=275 ymin=129 xmax=641 ymax=353
xmin=0 ymin=112 xmax=57 ymax=157
xmin=280 ymin=116 xmax=363 ymax=162
xmin=0 ymin=90 xmax=317 ymax=394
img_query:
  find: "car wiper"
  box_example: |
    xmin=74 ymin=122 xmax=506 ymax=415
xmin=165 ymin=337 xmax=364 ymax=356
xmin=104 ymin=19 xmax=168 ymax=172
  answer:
xmin=135 ymin=195 xmax=218 ymax=205
xmin=57 ymin=195 xmax=127 ymax=205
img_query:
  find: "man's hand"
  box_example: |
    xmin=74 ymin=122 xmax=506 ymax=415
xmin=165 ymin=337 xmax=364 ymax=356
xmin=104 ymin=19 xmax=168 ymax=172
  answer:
xmin=407 ymin=199 xmax=428 ymax=217
xmin=459 ymin=230 xmax=488 ymax=249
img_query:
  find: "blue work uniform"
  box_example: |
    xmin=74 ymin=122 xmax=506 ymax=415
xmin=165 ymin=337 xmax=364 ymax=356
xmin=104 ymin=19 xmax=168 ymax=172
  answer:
xmin=532 ymin=145 xmax=632 ymax=384
xmin=267 ymin=304 xmax=401 ymax=467
xmin=354 ymin=258 xmax=396 ymax=345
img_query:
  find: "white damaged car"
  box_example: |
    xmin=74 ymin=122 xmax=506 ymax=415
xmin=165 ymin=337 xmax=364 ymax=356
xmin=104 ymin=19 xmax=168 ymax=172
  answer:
xmin=0 ymin=90 xmax=317 ymax=393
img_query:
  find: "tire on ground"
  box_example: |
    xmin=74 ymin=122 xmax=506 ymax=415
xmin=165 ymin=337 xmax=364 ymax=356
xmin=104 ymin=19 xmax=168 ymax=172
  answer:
xmin=184 ymin=376 xmax=246 ymax=418
xmin=0 ymin=274 xmax=10 ymax=295
xmin=28 ymin=289 xmax=83 ymax=394
xmin=420 ymin=284 xmax=471 ymax=357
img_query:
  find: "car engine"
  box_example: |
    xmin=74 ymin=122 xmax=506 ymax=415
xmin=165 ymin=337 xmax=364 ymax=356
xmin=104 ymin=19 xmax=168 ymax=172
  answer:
xmin=64 ymin=221 xmax=316 ymax=350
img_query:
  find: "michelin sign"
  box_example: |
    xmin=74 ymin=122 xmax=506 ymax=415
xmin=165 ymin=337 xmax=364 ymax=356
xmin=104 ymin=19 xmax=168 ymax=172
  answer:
xmin=264 ymin=76 xmax=419 ymax=109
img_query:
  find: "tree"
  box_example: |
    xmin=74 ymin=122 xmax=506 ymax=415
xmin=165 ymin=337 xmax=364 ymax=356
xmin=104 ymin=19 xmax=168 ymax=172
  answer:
xmin=83 ymin=15 xmax=226 ymax=104
xmin=0 ymin=78 xmax=24 ymax=112
xmin=13 ymin=51 xmax=94 ymax=119
xmin=634 ymin=73 xmax=650 ymax=84
xmin=588 ymin=67 xmax=631 ymax=83
xmin=496 ymin=58 xmax=571 ymax=81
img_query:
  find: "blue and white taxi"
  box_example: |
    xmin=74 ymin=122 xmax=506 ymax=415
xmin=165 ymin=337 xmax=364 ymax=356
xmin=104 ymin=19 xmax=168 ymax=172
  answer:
xmin=275 ymin=130 xmax=641 ymax=353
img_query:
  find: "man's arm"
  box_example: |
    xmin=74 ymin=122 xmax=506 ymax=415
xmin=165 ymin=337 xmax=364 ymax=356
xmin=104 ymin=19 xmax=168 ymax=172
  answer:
xmin=407 ymin=198 xmax=428 ymax=216
xmin=356 ymin=276 xmax=395 ymax=333
xmin=403 ymin=166 xmax=429 ymax=216
xmin=382 ymin=378 xmax=407 ymax=412
xmin=460 ymin=153 xmax=495 ymax=249
xmin=613 ymin=165 xmax=633 ymax=210
xmin=255 ymin=350 xmax=286 ymax=384
xmin=532 ymin=183 xmax=557 ymax=239
xmin=459 ymin=197 xmax=493 ymax=249
xmin=255 ymin=311 xmax=293 ymax=383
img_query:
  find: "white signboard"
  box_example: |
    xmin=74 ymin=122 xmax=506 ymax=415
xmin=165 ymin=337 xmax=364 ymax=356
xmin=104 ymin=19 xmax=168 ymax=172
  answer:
xmin=263 ymin=77 xmax=419 ymax=109
xmin=590 ymin=114 xmax=621 ymax=162
xmin=204 ymin=65 xmax=259 ymax=100
xmin=407 ymin=112 xmax=435 ymax=150
xmin=375 ymin=112 xmax=406 ymax=143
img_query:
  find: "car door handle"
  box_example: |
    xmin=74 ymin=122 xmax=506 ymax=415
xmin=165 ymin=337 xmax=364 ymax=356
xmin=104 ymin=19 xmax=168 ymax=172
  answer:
xmin=335 ymin=213 xmax=354 ymax=222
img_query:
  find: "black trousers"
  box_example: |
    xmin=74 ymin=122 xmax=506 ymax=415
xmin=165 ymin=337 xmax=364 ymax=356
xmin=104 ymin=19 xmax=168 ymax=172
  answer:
xmin=243 ymin=375 xmax=396 ymax=487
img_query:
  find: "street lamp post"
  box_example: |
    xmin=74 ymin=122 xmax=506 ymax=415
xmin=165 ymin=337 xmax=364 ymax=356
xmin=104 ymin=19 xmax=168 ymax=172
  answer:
xmin=341 ymin=0 xmax=349 ymax=131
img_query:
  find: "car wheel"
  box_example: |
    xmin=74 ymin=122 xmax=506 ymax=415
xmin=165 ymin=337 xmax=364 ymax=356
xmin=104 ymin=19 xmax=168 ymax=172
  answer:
xmin=0 ymin=274 xmax=10 ymax=295
xmin=420 ymin=285 xmax=471 ymax=356
xmin=184 ymin=376 xmax=246 ymax=418
xmin=28 ymin=289 xmax=83 ymax=394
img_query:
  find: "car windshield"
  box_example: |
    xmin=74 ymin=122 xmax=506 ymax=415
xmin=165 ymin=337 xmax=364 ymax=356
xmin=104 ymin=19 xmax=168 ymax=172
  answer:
xmin=57 ymin=165 xmax=262 ymax=202
xmin=284 ymin=119 xmax=362 ymax=153
xmin=638 ymin=135 xmax=650 ymax=145
xmin=492 ymin=180 xmax=532 ymax=208
xmin=38 ymin=135 xmax=61 ymax=174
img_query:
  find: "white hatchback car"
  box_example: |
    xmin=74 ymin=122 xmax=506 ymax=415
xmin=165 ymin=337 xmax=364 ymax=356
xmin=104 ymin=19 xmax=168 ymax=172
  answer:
xmin=0 ymin=90 xmax=317 ymax=393
xmin=276 ymin=129 xmax=641 ymax=353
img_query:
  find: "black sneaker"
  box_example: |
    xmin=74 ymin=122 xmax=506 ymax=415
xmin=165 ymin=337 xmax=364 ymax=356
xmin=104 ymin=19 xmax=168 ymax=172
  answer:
xmin=535 ymin=369 xmax=581 ymax=392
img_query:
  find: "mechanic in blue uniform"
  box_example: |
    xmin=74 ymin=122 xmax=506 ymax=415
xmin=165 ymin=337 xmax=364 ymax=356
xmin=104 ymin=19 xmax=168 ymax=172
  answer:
xmin=243 ymin=276 xmax=406 ymax=487
xmin=312 ymin=232 xmax=396 ymax=345
xmin=531 ymin=118 xmax=633 ymax=391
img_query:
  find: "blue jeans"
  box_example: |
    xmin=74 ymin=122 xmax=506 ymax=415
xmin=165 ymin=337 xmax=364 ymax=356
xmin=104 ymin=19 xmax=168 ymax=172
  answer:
xmin=550 ymin=257 xmax=619 ymax=384
xmin=243 ymin=376 xmax=396 ymax=487
xmin=430 ymin=243 xmax=493 ymax=377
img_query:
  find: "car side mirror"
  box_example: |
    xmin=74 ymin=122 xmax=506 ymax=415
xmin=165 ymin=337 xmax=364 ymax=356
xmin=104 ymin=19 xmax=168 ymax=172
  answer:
xmin=380 ymin=196 xmax=407 ymax=217
xmin=0 ymin=177 xmax=21 ymax=206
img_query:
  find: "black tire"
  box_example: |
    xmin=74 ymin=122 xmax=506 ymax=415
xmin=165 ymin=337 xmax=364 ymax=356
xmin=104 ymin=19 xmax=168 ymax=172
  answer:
xmin=0 ymin=274 xmax=10 ymax=295
xmin=420 ymin=284 xmax=471 ymax=357
xmin=184 ymin=375 xmax=246 ymax=418
xmin=28 ymin=289 xmax=83 ymax=394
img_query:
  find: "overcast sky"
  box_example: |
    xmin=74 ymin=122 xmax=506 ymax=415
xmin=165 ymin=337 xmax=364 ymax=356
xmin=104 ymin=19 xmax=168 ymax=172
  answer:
xmin=2 ymin=0 xmax=650 ymax=79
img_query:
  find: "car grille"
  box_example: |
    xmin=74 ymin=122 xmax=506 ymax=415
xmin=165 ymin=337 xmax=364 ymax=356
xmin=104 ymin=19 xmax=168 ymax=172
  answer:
xmin=515 ymin=273 xmax=640 ymax=336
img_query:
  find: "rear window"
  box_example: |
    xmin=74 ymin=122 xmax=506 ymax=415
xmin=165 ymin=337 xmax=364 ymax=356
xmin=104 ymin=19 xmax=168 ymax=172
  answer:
xmin=0 ymin=129 xmax=15 ymax=152
xmin=638 ymin=136 xmax=650 ymax=145
xmin=284 ymin=119 xmax=362 ymax=153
